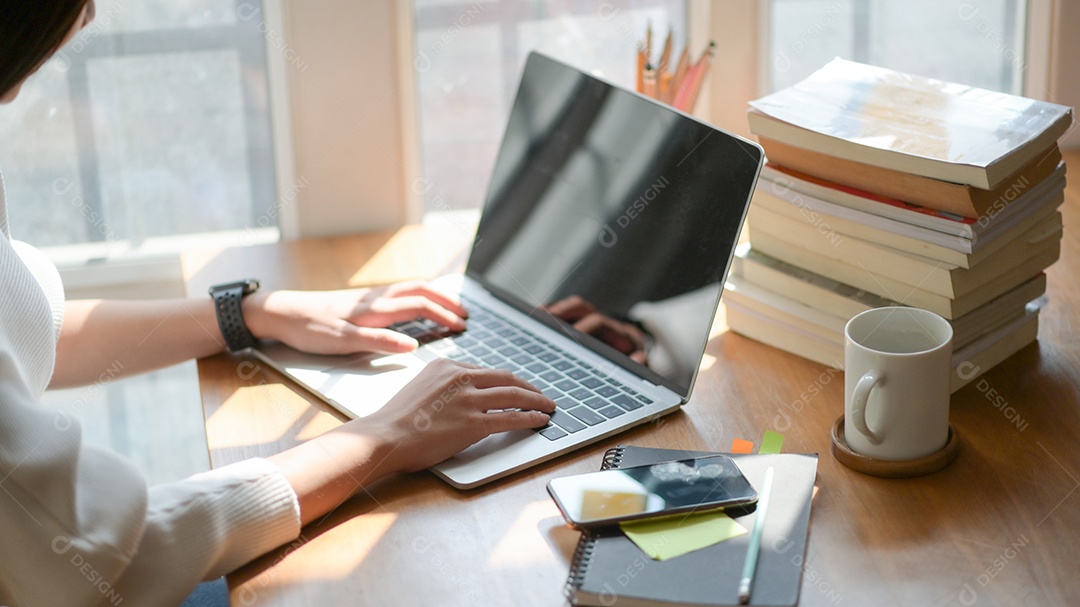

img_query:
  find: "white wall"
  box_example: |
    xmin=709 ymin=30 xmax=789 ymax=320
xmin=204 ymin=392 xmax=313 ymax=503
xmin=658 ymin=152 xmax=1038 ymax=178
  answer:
xmin=700 ymin=1 xmax=762 ymax=141
xmin=274 ymin=0 xmax=412 ymax=238
xmin=1049 ymin=0 xmax=1080 ymax=150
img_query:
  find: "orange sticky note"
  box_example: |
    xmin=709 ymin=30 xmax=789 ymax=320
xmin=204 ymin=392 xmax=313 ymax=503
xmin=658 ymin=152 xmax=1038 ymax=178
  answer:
xmin=730 ymin=438 xmax=753 ymax=454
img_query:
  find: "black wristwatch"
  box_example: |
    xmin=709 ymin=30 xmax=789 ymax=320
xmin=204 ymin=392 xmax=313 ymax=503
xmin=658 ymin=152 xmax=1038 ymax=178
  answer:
xmin=209 ymin=279 xmax=261 ymax=352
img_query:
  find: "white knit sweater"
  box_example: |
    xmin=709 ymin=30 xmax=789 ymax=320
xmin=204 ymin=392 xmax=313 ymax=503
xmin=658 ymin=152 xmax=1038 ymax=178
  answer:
xmin=0 ymin=169 xmax=302 ymax=606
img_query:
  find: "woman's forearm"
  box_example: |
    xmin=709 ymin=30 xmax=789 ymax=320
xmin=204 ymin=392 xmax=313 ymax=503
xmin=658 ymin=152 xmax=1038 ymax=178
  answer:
xmin=48 ymin=283 xmax=479 ymax=389
xmin=51 ymin=298 xmax=227 ymax=388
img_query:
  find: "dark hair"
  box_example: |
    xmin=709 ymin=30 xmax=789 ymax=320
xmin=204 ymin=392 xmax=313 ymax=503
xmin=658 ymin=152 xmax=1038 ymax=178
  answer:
xmin=0 ymin=0 xmax=90 ymax=97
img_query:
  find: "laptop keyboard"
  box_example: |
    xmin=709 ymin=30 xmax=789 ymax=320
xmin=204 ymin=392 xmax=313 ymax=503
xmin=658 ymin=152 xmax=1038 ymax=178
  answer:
xmin=390 ymin=299 xmax=655 ymax=441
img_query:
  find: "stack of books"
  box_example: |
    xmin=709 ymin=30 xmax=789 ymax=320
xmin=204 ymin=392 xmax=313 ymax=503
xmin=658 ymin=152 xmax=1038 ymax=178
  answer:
xmin=727 ymin=59 xmax=1073 ymax=392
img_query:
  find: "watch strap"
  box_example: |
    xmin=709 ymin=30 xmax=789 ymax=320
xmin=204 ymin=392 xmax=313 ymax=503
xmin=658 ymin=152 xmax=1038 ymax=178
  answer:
xmin=211 ymin=284 xmax=258 ymax=352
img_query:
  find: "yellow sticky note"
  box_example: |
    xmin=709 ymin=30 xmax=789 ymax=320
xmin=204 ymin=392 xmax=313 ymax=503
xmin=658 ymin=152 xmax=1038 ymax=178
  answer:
xmin=620 ymin=510 xmax=747 ymax=561
xmin=731 ymin=438 xmax=754 ymax=454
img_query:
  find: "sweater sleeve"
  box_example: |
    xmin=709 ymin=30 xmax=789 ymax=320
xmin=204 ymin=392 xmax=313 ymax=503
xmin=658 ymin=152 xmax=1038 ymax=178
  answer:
xmin=0 ymin=369 xmax=302 ymax=607
xmin=0 ymin=167 xmax=301 ymax=606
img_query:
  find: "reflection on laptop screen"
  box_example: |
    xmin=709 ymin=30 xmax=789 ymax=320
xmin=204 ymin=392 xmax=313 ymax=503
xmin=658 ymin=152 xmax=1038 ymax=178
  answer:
xmin=466 ymin=53 xmax=762 ymax=398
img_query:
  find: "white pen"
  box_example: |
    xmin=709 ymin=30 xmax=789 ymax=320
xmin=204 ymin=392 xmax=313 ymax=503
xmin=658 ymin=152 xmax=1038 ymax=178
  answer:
xmin=738 ymin=466 xmax=775 ymax=605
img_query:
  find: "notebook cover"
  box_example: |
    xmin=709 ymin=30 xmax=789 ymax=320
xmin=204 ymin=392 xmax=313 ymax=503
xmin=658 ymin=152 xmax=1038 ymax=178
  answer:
xmin=566 ymin=446 xmax=819 ymax=607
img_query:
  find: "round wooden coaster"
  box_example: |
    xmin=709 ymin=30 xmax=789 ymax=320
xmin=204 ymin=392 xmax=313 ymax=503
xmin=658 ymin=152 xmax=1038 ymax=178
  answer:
xmin=831 ymin=415 xmax=960 ymax=478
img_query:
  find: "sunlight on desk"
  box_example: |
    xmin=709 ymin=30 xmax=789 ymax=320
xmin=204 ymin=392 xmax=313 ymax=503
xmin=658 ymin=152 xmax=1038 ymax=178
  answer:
xmin=487 ymin=500 xmax=564 ymax=569
xmin=710 ymin=304 xmax=731 ymax=338
xmin=271 ymin=512 xmax=398 ymax=586
xmin=206 ymin=384 xmax=314 ymax=448
xmin=699 ymin=353 xmax=717 ymax=372
xmin=348 ymin=223 xmax=473 ymax=287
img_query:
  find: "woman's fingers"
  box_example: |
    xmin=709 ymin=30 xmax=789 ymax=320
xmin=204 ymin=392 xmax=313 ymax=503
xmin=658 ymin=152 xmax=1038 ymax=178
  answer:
xmin=464 ymin=366 xmax=545 ymax=395
xmin=472 ymin=385 xmax=556 ymax=413
xmin=385 ymin=282 xmax=469 ymax=320
xmin=352 ymin=296 xmax=467 ymax=332
xmin=347 ymin=326 xmax=420 ymax=353
xmin=483 ymin=409 xmax=553 ymax=434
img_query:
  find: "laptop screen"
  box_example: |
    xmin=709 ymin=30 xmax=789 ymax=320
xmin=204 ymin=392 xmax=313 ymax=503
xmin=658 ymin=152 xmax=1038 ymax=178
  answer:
xmin=466 ymin=52 xmax=762 ymax=398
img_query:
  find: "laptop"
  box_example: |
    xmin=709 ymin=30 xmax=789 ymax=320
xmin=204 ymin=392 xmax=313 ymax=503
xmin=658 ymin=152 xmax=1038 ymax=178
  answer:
xmin=254 ymin=52 xmax=763 ymax=489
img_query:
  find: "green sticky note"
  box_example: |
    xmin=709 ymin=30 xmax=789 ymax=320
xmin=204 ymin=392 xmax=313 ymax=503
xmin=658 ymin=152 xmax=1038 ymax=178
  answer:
xmin=620 ymin=510 xmax=748 ymax=561
xmin=760 ymin=430 xmax=785 ymax=454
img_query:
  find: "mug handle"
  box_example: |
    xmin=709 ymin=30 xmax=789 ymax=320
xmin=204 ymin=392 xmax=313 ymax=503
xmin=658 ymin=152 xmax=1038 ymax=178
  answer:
xmin=850 ymin=371 xmax=883 ymax=445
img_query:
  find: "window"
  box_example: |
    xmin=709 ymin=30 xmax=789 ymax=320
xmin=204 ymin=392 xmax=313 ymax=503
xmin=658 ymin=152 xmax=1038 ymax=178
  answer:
xmin=413 ymin=0 xmax=688 ymax=213
xmin=0 ymin=0 xmax=277 ymax=260
xmin=768 ymin=0 xmax=1027 ymax=94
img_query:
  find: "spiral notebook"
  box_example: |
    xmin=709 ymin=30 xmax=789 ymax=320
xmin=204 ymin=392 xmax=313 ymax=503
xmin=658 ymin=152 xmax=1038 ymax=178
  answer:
xmin=565 ymin=446 xmax=819 ymax=607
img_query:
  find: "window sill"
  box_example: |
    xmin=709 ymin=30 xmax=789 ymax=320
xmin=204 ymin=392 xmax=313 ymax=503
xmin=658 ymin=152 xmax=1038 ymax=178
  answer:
xmin=47 ymin=227 xmax=279 ymax=293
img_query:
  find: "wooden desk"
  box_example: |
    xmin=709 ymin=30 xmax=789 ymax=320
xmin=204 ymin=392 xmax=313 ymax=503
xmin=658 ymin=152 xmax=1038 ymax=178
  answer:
xmin=185 ymin=154 xmax=1080 ymax=606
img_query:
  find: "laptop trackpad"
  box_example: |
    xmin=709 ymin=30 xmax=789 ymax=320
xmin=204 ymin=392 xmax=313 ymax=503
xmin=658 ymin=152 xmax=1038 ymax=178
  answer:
xmin=261 ymin=343 xmax=427 ymax=419
xmin=451 ymin=429 xmax=537 ymax=463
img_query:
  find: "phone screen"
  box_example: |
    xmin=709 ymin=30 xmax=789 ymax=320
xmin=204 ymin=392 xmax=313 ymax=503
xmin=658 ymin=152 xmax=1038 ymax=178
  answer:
xmin=547 ymin=455 xmax=757 ymax=527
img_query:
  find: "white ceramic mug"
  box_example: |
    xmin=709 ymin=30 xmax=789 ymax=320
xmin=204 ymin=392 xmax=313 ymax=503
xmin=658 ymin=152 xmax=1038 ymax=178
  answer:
xmin=844 ymin=307 xmax=953 ymax=460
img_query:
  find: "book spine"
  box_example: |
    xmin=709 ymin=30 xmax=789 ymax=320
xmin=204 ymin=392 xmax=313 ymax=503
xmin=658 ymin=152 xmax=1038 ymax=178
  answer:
xmin=564 ymin=445 xmax=626 ymax=603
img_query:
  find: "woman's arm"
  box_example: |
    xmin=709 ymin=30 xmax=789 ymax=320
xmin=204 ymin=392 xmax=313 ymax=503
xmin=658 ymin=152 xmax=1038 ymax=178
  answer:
xmin=50 ymin=281 xmax=470 ymax=388
xmin=51 ymin=298 xmax=225 ymax=388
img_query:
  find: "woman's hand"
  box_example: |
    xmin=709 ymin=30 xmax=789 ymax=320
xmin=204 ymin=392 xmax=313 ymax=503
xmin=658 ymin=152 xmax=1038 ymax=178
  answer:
xmin=270 ymin=358 xmax=556 ymax=525
xmin=242 ymin=280 xmax=468 ymax=355
xmin=359 ymin=358 xmax=556 ymax=473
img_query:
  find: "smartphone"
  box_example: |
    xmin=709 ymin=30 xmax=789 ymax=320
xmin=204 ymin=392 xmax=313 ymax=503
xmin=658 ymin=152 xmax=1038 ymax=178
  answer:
xmin=547 ymin=454 xmax=758 ymax=529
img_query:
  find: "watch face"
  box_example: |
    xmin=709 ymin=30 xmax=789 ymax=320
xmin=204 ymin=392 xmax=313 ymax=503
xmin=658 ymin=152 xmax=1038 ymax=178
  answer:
xmin=210 ymin=279 xmax=260 ymax=295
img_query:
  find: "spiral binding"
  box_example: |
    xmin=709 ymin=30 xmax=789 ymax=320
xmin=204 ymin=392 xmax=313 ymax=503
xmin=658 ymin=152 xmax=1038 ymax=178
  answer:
xmin=563 ymin=446 xmax=626 ymax=603
xmin=600 ymin=445 xmax=626 ymax=471
xmin=563 ymin=531 xmax=599 ymax=601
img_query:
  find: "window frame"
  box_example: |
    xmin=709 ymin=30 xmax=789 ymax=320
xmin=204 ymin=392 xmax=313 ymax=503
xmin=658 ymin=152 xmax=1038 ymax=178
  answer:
xmin=22 ymin=0 xmax=290 ymax=292
xmin=42 ymin=0 xmax=1074 ymax=293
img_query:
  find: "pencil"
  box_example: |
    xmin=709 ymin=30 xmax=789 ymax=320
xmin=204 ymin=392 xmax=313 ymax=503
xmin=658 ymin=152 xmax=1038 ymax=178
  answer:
xmin=672 ymin=41 xmax=715 ymax=112
xmin=663 ymin=47 xmax=690 ymax=105
xmin=738 ymin=466 xmax=774 ymax=605
xmin=636 ymin=43 xmax=647 ymax=93
xmin=642 ymin=63 xmax=657 ymax=99
xmin=645 ymin=21 xmax=653 ymax=65
xmin=671 ymin=47 xmax=690 ymax=92
xmin=659 ymin=70 xmax=673 ymax=104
